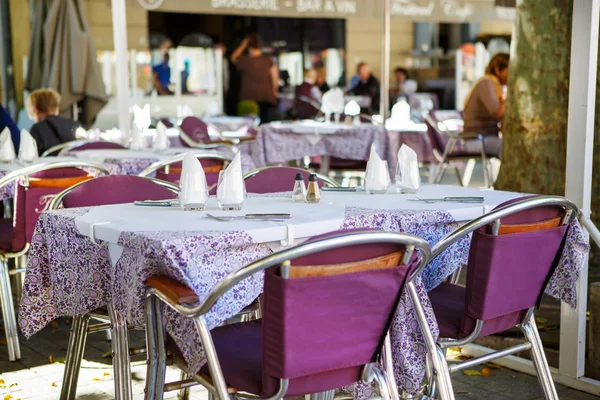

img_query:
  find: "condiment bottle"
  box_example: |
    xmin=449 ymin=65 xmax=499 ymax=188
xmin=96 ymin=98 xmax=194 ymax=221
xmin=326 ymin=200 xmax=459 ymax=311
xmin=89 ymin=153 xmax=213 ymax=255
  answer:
xmin=306 ymin=173 xmax=321 ymax=203
xmin=292 ymin=173 xmax=307 ymax=202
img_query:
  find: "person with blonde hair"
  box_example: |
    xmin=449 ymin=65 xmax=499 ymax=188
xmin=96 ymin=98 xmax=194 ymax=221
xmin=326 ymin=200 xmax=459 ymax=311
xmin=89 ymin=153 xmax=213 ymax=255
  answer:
xmin=28 ymin=88 xmax=79 ymax=156
xmin=462 ymin=52 xmax=510 ymax=158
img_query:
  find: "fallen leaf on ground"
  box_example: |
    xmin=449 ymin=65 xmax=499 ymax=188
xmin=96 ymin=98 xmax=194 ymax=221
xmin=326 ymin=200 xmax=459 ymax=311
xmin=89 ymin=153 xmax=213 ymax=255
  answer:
xmin=51 ymin=321 xmax=58 ymax=329
xmin=535 ymin=317 xmax=548 ymax=324
xmin=103 ymin=372 xmax=110 ymax=377
xmin=0 ymin=338 xmax=7 ymax=345
xmin=456 ymin=355 xmax=472 ymax=361
xmin=50 ymin=382 xmax=57 ymax=387
xmin=4 ymin=394 xmax=13 ymax=400
xmin=101 ymin=351 xmax=112 ymax=358
xmin=483 ymin=362 xmax=502 ymax=369
xmin=481 ymin=367 xmax=494 ymax=376
xmin=463 ymin=370 xmax=482 ymax=376
xmin=48 ymin=355 xmax=54 ymax=363
xmin=455 ymin=389 xmax=469 ymax=394
xmin=92 ymin=377 xmax=103 ymax=382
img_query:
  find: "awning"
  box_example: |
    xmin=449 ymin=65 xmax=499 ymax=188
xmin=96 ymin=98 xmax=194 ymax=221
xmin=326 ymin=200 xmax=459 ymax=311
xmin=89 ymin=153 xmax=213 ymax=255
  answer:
xmin=158 ymin=0 xmax=515 ymax=22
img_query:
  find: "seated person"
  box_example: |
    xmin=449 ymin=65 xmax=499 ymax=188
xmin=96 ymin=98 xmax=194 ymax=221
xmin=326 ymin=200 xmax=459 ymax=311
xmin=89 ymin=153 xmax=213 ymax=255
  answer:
xmin=348 ymin=62 xmax=380 ymax=114
xmin=0 ymin=102 xmax=20 ymax=152
xmin=28 ymin=88 xmax=79 ymax=156
xmin=294 ymin=69 xmax=322 ymax=119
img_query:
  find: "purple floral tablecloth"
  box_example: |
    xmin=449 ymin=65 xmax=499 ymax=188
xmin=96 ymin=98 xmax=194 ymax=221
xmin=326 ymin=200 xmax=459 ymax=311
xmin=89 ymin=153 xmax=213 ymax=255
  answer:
xmin=0 ymin=170 xmax=15 ymax=201
xmin=247 ymin=124 xmax=392 ymax=169
xmin=19 ymin=205 xmax=589 ymax=397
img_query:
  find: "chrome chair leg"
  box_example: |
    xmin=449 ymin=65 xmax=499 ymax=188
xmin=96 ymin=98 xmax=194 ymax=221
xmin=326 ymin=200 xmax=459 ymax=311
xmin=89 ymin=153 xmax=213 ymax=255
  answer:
xmin=0 ymin=257 xmax=19 ymax=361
xmin=520 ymin=315 xmax=559 ymax=400
xmin=107 ymin=304 xmax=133 ymax=400
xmin=193 ymin=316 xmax=230 ymax=400
xmin=154 ymin=298 xmax=167 ymax=399
xmin=308 ymin=390 xmax=336 ymax=400
xmin=60 ymin=314 xmax=91 ymax=400
xmin=382 ymin=333 xmax=400 ymax=400
xmin=144 ymin=295 xmax=160 ymax=400
xmin=177 ymin=371 xmax=191 ymax=400
xmin=434 ymin=138 xmax=457 ymax=184
xmin=407 ymin=282 xmax=455 ymax=400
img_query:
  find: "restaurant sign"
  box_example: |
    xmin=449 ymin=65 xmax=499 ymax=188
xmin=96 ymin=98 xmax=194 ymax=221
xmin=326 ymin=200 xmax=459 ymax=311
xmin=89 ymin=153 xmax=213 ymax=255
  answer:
xmin=159 ymin=0 xmax=514 ymax=21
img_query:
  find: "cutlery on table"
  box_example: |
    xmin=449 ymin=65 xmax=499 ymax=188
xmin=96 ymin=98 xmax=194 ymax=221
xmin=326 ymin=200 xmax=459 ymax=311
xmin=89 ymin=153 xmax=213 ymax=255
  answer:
xmin=206 ymin=213 xmax=291 ymax=222
xmin=407 ymin=197 xmax=485 ymax=204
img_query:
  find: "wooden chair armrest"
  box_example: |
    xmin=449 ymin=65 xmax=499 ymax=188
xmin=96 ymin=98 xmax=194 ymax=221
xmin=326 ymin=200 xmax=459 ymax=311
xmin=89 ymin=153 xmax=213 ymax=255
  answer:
xmin=146 ymin=276 xmax=199 ymax=305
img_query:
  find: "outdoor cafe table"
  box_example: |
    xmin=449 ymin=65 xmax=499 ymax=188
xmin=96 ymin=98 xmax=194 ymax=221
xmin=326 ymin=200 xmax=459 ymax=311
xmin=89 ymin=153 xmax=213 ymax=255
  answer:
xmin=246 ymin=121 xmax=392 ymax=174
xmin=18 ymin=185 xmax=588 ymax=398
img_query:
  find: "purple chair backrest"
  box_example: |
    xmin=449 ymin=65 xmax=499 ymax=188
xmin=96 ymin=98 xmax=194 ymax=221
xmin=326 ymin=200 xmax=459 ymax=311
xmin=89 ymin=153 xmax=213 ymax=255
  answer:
xmin=70 ymin=142 xmax=127 ymax=151
xmin=465 ymin=197 xmax=569 ymax=327
xmin=261 ymin=230 xmax=420 ymax=396
xmin=244 ymin=168 xmax=326 ymax=194
xmin=180 ymin=116 xmax=210 ymax=146
xmin=61 ymin=175 xmax=177 ymax=208
xmin=13 ymin=168 xmax=91 ymax=251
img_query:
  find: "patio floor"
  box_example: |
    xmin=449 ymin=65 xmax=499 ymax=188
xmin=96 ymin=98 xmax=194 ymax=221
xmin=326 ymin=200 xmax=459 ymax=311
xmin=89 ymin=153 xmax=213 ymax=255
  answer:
xmin=0 ymin=317 xmax=598 ymax=400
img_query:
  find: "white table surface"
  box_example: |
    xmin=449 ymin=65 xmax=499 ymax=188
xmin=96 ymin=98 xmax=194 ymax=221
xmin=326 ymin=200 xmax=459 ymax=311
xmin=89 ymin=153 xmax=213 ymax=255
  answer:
xmin=269 ymin=120 xmax=375 ymax=135
xmin=0 ymin=156 xmax=78 ymax=172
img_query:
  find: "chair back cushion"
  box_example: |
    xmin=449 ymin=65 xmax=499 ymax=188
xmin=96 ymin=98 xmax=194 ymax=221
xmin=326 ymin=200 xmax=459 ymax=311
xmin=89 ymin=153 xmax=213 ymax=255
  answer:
xmin=261 ymin=229 xmax=418 ymax=396
xmin=465 ymin=197 xmax=569 ymax=323
xmin=13 ymin=168 xmax=91 ymax=251
xmin=62 ymin=175 xmax=177 ymax=208
xmin=70 ymin=141 xmax=126 ymax=151
xmin=180 ymin=116 xmax=210 ymax=145
xmin=245 ymin=167 xmax=326 ymax=194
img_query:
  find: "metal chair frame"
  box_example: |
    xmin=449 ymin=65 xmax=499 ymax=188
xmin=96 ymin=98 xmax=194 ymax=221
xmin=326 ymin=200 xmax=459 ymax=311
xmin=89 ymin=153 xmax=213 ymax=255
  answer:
xmin=40 ymin=140 xmax=123 ymax=157
xmin=242 ymin=166 xmax=341 ymax=189
xmin=424 ymin=113 xmax=492 ymax=187
xmin=412 ymin=196 xmax=579 ymax=400
xmin=46 ymin=174 xmax=179 ymax=400
xmin=0 ymin=161 xmax=110 ymax=362
xmin=138 ymin=152 xmax=233 ymax=179
xmin=144 ymin=230 xmax=431 ymax=400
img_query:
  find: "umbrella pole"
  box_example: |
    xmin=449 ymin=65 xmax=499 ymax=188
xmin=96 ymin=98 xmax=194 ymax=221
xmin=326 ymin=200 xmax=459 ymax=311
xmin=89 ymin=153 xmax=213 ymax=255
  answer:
xmin=380 ymin=0 xmax=391 ymax=119
xmin=112 ymin=0 xmax=131 ymax=137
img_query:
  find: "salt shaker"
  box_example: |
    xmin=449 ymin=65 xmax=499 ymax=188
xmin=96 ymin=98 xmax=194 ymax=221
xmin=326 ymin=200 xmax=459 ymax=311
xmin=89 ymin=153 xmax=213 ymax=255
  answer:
xmin=306 ymin=173 xmax=321 ymax=203
xmin=292 ymin=173 xmax=307 ymax=202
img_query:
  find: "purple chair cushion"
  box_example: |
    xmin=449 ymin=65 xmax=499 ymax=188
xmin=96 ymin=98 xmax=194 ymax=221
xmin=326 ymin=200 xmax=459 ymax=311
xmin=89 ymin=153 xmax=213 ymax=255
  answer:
xmin=428 ymin=282 xmax=524 ymax=339
xmin=180 ymin=117 xmax=210 ymax=145
xmin=61 ymin=175 xmax=176 ymax=208
xmin=200 ymin=320 xmax=363 ymax=397
xmin=244 ymin=168 xmax=327 ymax=194
xmin=0 ymin=219 xmax=14 ymax=251
xmin=70 ymin=142 xmax=126 ymax=151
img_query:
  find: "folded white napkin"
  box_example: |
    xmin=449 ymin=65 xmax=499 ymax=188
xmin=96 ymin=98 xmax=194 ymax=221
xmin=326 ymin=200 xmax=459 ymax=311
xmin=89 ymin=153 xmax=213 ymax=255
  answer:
xmin=344 ymin=100 xmax=361 ymax=117
xmin=179 ymin=104 xmax=194 ymax=118
xmin=153 ymin=121 xmax=170 ymax=151
xmin=364 ymin=144 xmax=390 ymax=193
xmin=396 ymin=144 xmax=420 ymax=191
xmin=321 ymin=87 xmax=345 ymax=115
xmin=129 ymin=124 xmax=145 ymax=150
xmin=391 ymin=98 xmax=411 ymax=124
xmin=0 ymin=127 xmax=16 ymax=162
xmin=179 ymin=153 xmax=208 ymax=208
xmin=133 ymin=104 xmax=152 ymax=130
xmin=217 ymin=151 xmax=245 ymax=205
xmin=19 ymin=129 xmax=38 ymax=162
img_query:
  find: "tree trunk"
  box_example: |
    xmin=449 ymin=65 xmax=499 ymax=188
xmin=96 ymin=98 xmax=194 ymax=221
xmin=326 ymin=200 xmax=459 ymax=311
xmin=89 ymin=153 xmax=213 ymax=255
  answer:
xmin=494 ymin=0 xmax=573 ymax=195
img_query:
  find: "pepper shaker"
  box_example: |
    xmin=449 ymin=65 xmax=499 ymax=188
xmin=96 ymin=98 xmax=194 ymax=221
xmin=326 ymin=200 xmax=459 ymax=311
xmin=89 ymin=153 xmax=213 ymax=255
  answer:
xmin=292 ymin=173 xmax=307 ymax=202
xmin=306 ymin=173 xmax=321 ymax=203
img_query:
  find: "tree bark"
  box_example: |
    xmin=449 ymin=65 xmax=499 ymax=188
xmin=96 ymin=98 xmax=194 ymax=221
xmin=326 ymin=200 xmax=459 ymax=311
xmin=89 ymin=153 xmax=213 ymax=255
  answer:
xmin=494 ymin=0 xmax=573 ymax=195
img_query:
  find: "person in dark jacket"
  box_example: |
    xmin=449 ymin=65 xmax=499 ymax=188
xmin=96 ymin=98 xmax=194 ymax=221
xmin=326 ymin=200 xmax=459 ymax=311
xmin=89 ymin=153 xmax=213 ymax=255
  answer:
xmin=294 ymin=69 xmax=322 ymax=119
xmin=27 ymin=88 xmax=79 ymax=156
xmin=0 ymin=103 xmax=20 ymax=152
xmin=348 ymin=62 xmax=380 ymax=114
